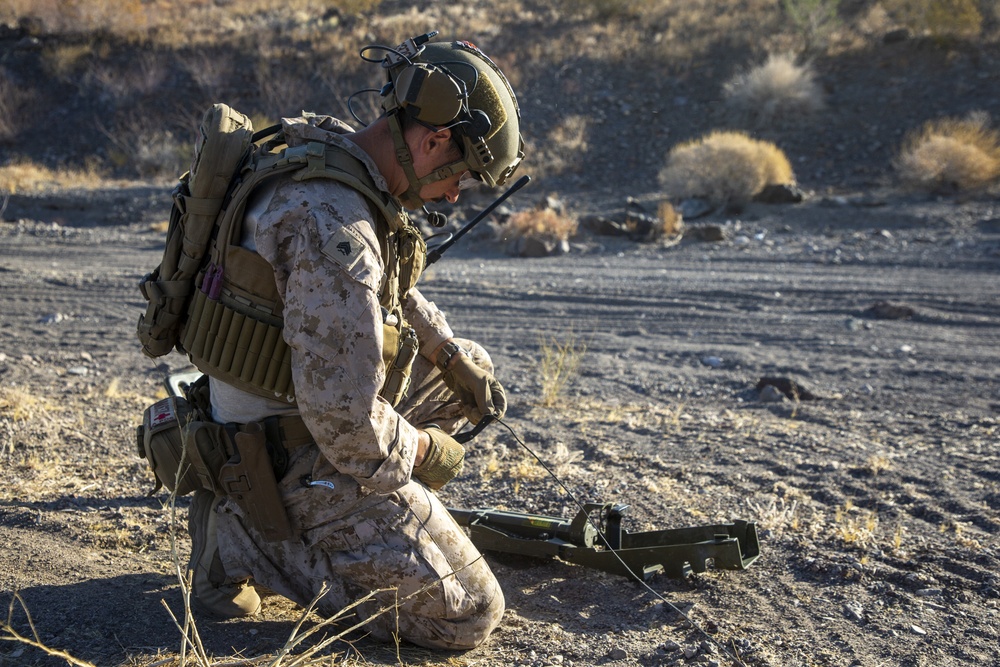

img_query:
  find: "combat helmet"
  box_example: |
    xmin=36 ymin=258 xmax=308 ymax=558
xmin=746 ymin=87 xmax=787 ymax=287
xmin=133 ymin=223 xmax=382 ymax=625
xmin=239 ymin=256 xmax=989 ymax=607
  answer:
xmin=376 ymin=33 xmax=524 ymax=209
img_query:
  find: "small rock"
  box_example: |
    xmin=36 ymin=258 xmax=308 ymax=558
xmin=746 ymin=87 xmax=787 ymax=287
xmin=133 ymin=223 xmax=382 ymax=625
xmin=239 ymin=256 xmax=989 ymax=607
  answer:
xmin=820 ymin=195 xmax=850 ymax=207
xmin=911 ymin=624 xmax=927 ymax=635
xmin=864 ymin=301 xmax=916 ymax=320
xmin=507 ymin=235 xmax=569 ymax=258
xmin=755 ymin=376 xmax=820 ymax=400
xmin=678 ymin=198 xmax=713 ymax=220
xmin=759 ymin=384 xmax=787 ymax=403
xmin=579 ymin=214 xmax=621 ymax=236
xmin=753 ymin=183 xmax=805 ymax=204
xmin=605 ymin=647 xmax=628 ymax=661
xmin=687 ymin=224 xmax=726 ymax=242
xmin=844 ymin=601 xmax=864 ymax=622
xmin=915 ymin=588 xmax=943 ymax=597
xmin=661 ymin=640 xmax=681 ymax=652
xmin=539 ymin=195 xmax=565 ymax=213
xmin=67 ymin=366 xmax=89 ymax=376
xmin=683 ymin=644 xmax=699 ymax=659
xmin=39 ymin=312 xmax=67 ymax=324
xmin=701 ymin=356 xmax=723 ymax=368
xmin=884 ymin=28 xmax=911 ymax=43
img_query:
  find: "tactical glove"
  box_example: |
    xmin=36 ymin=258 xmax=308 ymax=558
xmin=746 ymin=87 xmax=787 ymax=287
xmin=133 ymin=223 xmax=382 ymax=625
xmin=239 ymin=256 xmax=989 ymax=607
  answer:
xmin=442 ymin=353 xmax=508 ymax=424
xmin=412 ymin=427 xmax=465 ymax=490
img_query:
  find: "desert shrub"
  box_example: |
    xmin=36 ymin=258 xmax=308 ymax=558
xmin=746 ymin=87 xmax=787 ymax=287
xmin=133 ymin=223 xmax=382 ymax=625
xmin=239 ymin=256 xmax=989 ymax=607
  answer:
xmin=723 ymin=54 xmax=823 ymax=127
xmin=783 ymin=0 xmax=841 ymax=51
xmin=883 ymin=0 xmax=982 ymax=39
xmin=0 ymin=68 xmax=34 ymax=142
xmin=531 ymin=114 xmax=590 ymax=177
xmin=99 ymin=117 xmax=192 ymax=180
xmin=566 ymin=0 xmax=659 ymax=20
xmin=895 ymin=114 xmax=1000 ymax=193
xmin=3 ymin=0 xmax=148 ymax=36
xmin=659 ymin=131 xmax=795 ymax=210
xmin=503 ymin=208 xmax=578 ymax=243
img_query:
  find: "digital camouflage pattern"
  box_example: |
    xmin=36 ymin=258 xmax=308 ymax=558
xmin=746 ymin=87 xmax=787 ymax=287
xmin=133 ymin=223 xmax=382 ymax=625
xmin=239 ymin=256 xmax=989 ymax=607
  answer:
xmin=209 ymin=119 xmax=504 ymax=648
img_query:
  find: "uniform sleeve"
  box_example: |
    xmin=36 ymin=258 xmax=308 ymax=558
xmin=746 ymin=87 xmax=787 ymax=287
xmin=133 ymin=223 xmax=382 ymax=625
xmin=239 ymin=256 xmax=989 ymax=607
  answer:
xmin=403 ymin=287 xmax=455 ymax=360
xmin=254 ymin=179 xmax=421 ymax=493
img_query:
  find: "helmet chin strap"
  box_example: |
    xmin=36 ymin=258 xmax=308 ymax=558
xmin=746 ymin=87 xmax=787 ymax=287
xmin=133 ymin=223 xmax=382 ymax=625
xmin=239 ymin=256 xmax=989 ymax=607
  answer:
xmin=387 ymin=111 xmax=470 ymax=210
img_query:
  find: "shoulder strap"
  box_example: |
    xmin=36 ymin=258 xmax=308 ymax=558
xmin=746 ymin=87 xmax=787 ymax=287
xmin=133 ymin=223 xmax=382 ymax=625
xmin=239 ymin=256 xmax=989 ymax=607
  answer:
xmin=210 ymin=141 xmax=405 ymax=267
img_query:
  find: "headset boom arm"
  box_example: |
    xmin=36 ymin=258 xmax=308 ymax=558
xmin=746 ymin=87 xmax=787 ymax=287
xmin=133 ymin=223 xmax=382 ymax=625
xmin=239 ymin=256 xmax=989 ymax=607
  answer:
xmin=449 ymin=503 xmax=760 ymax=580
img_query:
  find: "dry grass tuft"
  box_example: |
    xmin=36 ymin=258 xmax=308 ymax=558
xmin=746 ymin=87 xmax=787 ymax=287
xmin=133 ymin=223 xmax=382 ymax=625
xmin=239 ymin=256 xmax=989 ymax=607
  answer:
xmin=863 ymin=453 xmax=893 ymax=476
xmin=746 ymin=496 xmax=801 ymax=534
xmin=834 ymin=500 xmax=878 ymax=547
xmin=895 ymin=113 xmax=1000 ymax=193
xmin=0 ymin=387 xmax=55 ymax=423
xmin=723 ymin=53 xmax=824 ymax=127
xmin=659 ymin=131 xmax=795 ymax=210
xmin=503 ymin=208 xmax=579 ymax=243
xmin=0 ymin=159 xmax=107 ymax=194
xmin=538 ymin=334 xmax=586 ymax=408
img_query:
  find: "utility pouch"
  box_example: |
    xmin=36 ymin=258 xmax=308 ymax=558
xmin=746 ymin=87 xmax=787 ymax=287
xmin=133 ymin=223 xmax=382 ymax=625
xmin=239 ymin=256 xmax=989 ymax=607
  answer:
xmin=218 ymin=422 xmax=294 ymax=542
xmin=380 ymin=325 xmax=418 ymax=407
xmin=136 ymin=396 xmax=229 ymax=496
xmin=179 ymin=420 xmax=232 ymax=496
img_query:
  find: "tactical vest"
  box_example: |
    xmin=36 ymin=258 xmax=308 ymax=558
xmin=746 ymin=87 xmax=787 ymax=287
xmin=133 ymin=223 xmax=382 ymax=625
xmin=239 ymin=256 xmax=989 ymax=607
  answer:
xmin=178 ymin=139 xmax=426 ymax=406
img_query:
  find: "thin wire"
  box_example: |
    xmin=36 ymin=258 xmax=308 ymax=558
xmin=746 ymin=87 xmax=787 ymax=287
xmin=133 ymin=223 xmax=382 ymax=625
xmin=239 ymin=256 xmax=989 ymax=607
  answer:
xmin=359 ymin=44 xmax=413 ymax=67
xmin=492 ymin=417 xmax=748 ymax=667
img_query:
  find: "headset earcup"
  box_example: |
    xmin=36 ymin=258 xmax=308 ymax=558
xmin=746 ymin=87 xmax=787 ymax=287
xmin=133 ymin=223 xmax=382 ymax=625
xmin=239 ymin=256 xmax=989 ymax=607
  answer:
xmin=467 ymin=109 xmax=492 ymax=138
xmin=393 ymin=64 xmax=464 ymax=126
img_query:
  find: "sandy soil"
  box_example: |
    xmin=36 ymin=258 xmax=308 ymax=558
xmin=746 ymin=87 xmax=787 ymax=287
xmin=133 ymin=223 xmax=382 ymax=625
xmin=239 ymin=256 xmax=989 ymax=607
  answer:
xmin=1 ymin=183 xmax=998 ymax=667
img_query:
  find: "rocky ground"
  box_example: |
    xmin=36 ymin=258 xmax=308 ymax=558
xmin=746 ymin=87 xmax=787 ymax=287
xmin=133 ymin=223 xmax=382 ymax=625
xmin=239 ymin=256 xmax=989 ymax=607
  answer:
xmin=0 ymin=183 xmax=998 ymax=667
xmin=2 ymin=1 xmax=1000 ymax=665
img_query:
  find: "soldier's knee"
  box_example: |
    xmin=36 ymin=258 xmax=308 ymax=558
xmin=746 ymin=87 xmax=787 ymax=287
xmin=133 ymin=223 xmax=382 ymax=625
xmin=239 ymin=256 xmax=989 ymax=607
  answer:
xmin=442 ymin=581 xmax=505 ymax=650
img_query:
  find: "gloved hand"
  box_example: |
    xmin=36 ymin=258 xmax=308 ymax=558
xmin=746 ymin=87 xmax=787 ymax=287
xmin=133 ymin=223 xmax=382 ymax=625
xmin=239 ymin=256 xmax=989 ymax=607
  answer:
xmin=412 ymin=427 xmax=465 ymax=490
xmin=442 ymin=354 xmax=508 ymax=424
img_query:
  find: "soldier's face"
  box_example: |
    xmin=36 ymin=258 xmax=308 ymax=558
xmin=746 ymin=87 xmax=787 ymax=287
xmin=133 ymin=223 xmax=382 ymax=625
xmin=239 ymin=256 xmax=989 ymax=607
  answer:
xmin=420 ymin=170 xmax=467 ymax=204
xmin=410 ymin=127 xmax=467 ymax=204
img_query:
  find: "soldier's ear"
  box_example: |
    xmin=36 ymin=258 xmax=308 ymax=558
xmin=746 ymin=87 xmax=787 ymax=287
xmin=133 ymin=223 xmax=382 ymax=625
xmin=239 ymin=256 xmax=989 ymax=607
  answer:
xmin=421 ymin=127 xmax=457 ymax=160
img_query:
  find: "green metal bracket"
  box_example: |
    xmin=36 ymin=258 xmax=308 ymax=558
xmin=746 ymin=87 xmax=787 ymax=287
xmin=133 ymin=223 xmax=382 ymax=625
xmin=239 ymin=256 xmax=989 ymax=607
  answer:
xmin=449 ymin=503 xmax=760 ymax=581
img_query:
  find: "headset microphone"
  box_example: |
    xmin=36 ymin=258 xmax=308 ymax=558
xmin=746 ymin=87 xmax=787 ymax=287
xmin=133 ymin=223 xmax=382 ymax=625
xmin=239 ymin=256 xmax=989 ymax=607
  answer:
xmin=423 ymin=206 xmax=449 ymax=228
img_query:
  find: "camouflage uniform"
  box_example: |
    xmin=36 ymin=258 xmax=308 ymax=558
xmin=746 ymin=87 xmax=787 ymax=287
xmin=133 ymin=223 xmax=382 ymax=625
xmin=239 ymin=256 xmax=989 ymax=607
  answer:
xmin=209 ymin=117 xmax=503 ymax=649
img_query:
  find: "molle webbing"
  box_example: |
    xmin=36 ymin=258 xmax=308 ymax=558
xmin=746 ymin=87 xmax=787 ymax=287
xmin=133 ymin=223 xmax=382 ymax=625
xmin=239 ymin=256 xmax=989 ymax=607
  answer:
xmin=182 ymin=286 xmax=293 ymax=402
xmin=179 ymin=140 xmax=408 ymax=405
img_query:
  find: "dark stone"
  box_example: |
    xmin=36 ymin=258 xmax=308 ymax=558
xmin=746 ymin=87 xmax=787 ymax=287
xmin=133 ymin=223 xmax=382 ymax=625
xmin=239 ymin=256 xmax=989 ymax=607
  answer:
xmin=884 ymin=28 xmax=911 ymax=44
xmin=756 ymin=376 xmax=821 ymax=401
xmin=686 ymin=224 xmax=726 ymax=242
xmin=864 ymin=301 xmax=917 ymax=320
xmin=753 ymin=183 xmax=806 ymax=204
